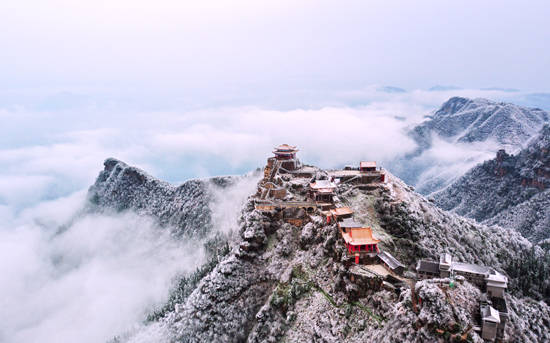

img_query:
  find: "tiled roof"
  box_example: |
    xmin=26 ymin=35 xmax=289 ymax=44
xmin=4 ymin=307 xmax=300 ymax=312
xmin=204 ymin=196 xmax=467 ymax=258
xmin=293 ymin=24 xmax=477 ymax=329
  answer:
xmin=338 ymin=218 xmax=363 ymax=228
xmin=330 ymin=207 xmax=354 ymax=216
xmin=378 ymin=251 xmax=405 ymax=269
xmin=486 ymin=271 xmax=508 ymax=288
xmin=452 ymin=262 xmax=491 ymax=275
xmin=274 ymin=144 xmax=298 ymax=152
xmin=341 ymin=227 xmax=380 ymax=245
xmin=310 ymin=180 xmax=337 ymax=189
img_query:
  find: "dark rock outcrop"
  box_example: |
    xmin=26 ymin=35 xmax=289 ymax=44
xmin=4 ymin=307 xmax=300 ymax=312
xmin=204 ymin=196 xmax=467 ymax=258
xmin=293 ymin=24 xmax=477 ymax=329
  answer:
xmin=434 ymin=125 xmax=550 ymax=242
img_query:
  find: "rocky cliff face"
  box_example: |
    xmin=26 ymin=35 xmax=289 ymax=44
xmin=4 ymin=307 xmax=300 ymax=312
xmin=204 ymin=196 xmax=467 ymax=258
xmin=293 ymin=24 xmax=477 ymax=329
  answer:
xmin=87 ymin=158 xmax=236 ymax=238
xmin=411 ymin=97 xmax=549 ymax=153
xmin=92 ymin=159 xmax=550 ymax=342
xmin=433 ymin=125 xmax=550 ymax=243
xmin=392 ymin=97 xmax=549 ymax=195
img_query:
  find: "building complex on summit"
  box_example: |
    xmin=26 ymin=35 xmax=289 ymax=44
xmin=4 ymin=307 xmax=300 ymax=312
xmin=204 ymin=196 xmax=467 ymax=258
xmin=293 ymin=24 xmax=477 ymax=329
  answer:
xmin=254 ymin=144 xmax=511 ymax=342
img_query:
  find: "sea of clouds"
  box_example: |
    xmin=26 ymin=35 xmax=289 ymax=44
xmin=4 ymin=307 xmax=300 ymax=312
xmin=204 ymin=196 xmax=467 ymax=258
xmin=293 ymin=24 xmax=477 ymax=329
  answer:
xmin=0 ymin=86 xmax=548 ymax=342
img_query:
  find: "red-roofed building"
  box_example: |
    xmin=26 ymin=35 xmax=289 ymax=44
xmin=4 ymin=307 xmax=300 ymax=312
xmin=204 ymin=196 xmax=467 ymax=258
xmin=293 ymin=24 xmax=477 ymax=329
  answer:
xmin=338 ymin=219 xmax=380 ymax=263
xmin=272 ymin=144 xmax=300 ymax=171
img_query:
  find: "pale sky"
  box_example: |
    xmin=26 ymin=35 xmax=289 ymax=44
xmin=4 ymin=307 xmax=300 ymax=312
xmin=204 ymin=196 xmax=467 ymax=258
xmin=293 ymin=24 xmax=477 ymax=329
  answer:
xmin=1 ymin=0 xmax=549 ymax=104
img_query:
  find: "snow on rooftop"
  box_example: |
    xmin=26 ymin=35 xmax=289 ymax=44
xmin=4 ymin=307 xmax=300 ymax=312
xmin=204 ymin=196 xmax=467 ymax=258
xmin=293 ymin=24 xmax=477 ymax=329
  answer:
xmin=440 ymin=253 xmax=452 ymax=265
xmin=452 ymin=262 xmax=492 ymax=275
xmin=482 ymin=305 xmax=501 ymax=323
xmin=274 ymin=144 xmax=298 ymax=152
xmin=378 ymin=251 xmax=405 ymax=269
xmin=291 ymin=166 xmax=316 ymax=173
xmin=330 ymin=207 xmax=353 ymax=216
xmin=341 ymin=227 xmax=380 ymax=245
xmin=486 ymin=270 xmax=508 ymax=287
xmin=310 ymin=180 xmax=337 ymax=189
xmin=328 ymin=170 xmax=361 ymax=177
xmin=338 ymin=218 xmax=363 ymax=228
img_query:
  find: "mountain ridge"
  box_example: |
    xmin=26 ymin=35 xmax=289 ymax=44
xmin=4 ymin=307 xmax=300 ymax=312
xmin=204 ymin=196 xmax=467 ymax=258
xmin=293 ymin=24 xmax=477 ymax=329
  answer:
xmin=391 ymin=96 xmax=549 ymax=195
xmin=90 ymin=158 xmax=550 ymax=342
xmin=87 ymin=157 xmax=240 ymax=238
xmin=411 ymin=96 xmax=549 ymax=151
xmin=433 ymin=124 xmax=550 ymax=243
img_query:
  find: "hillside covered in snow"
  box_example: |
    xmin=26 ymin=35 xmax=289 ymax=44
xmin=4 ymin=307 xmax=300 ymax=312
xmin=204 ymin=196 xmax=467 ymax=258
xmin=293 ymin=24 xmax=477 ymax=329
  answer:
xmin=411 ymin=97 xmax=548 ymax=151
xmin=391 ymin=97 xmax=549 ymax=195
xmin=433 ymin=125 xmax=550 ymax=243
xmin=87 ymin=158 xmax=218 ymax=238
xmin=89 ymin=158 xmax=550 ymax=342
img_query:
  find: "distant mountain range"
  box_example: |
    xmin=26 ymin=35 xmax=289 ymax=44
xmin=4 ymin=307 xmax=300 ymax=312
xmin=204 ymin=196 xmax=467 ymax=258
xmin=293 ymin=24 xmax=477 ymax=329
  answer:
xmin=411 ymin=97 xmax=548 ymax=151
xmin=391 ymin=97 xmax=549 ymax=195
xmin=428 ymin=85 xmax=463 ymax=91
xmin=433 ymin=124 xmax=550 ymax=243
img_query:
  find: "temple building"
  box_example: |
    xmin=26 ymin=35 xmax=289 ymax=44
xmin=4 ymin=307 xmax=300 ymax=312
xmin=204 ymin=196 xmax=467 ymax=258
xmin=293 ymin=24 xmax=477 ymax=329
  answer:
xmin=486 ymin=272 xmax=508 ymax=298
xmin=282 ymin=207 xmax=307 ymax=227
xmin=309 ymin=179 xmax=337 ymax=203
xmin=257 ymin=181 xmax=287 ymax=200
xmin=416 ymin=253 xmax=508 ymax=297
xmin=338 ymin=218 xmax=363 ymax=232
xmin=439 ymin=253 xmax=452 ymax=278
xmin=486 ymin=295 xmax=508 ymax=340
xmin=452 ymin=262 xmax=493 ymax=287
xmin=416 ymin=260 xmax=440 ymax=279
xmin=272 ymin=144 xmax=300 ymax=171
xmin=339 ymin=219 xmax=380 ymax=263
xmin=360 ymin=161 xmax=377 ymax=172
xmin=322 ymin=206 xmax=353 ymax=224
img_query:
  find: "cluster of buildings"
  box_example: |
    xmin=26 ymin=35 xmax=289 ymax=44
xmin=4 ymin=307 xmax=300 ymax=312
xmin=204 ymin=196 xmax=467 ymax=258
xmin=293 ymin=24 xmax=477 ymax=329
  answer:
xmin=255 ymin=145 xmax=511 ymax=341
xmin=417 ymin=254 xmax=509 ymax=341
xmin=255 ymin=144 xmax=397 ymax=267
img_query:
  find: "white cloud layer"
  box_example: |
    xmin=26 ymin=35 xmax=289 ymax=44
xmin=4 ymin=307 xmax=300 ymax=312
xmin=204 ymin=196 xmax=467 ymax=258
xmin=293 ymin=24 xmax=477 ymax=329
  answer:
xmin=0 ymin=159 xmax=264 ymax=343
xmin=412 ymin=137 xmax=502 ymax=194
xmin=0 ymin=193 xmax=205 ymax=343
xmin=2 ymin=86 xmax=544 ymax=210
xmin=0 ymin=86 xmax=547 ymax=343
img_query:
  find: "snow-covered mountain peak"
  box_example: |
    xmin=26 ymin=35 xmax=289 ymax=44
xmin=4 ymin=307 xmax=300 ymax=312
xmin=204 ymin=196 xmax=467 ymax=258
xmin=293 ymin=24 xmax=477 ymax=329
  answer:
xmin=432 ymin=96 xmax=488 ymax=117
xmin=422 ymin=96 xmax=549 ymax=148
xmin=95 ymin=157 xmax=550 ymax=342
xmin=390 ymin=97 xmax=549 ymax=195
